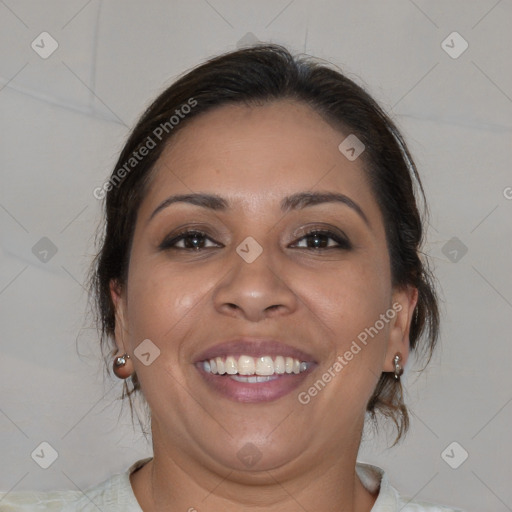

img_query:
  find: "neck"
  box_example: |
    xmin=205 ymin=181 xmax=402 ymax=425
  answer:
xmin=130 ymin=424 xmax=378 ymax=512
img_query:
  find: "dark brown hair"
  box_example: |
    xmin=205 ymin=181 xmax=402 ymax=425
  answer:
xmin=88 ymin=44 xmax=439 ymax=446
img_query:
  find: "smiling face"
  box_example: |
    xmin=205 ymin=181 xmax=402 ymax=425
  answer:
xmin=111 ymin=99 xmax=416 ymax=478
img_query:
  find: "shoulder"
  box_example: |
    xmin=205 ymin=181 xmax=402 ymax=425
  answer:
xmin=356 ymin=461 xmax=466 ymax=512
xmin=0 ymin=488 xmax=82 ymax=511
xmin=0 ymin=458 xmax=150 ymax=512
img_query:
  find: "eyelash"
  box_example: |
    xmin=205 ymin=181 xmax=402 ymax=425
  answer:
xmin=159 ymin=229 xmax=352 ymax=251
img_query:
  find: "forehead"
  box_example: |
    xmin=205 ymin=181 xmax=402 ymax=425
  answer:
xmin=139 ymin=100 xmax=378 ymax=219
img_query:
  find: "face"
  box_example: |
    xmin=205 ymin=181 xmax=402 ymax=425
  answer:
xmin=111 ymin=100 xmax=416 ymax=478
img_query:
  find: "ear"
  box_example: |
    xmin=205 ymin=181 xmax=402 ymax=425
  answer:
xmin=110 ymin=279 xmax=129 ymax=354
xmin=382 ymin=285 xmax=419 ymax=372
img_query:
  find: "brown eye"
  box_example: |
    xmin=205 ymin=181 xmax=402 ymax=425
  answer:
xmin=291 ymin=230 xmax=351 ymax=250
xmin=159 ymin=230 xmax=222 ymax=251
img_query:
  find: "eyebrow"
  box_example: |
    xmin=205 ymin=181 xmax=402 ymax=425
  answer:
xmin=148 ymin=191 xmax=370 ymax=226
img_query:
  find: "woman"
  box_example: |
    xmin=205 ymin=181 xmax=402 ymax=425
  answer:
xmin=0 ymin=44 xmax=464 ymax=511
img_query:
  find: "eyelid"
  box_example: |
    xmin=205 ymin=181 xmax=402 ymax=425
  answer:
xmin=291 ymin=223 xmax=350 ymax=241
xmin=158 ymin=223 xmax=352 ymax=251
xmin=290 ymin=228 xmax=352 ymax=250
xmin=158 ymin=229 xmax=222 ymax=250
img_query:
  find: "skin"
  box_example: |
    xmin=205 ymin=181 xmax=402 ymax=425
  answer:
xmin=110 ymin=99 xmax=418 ymax=512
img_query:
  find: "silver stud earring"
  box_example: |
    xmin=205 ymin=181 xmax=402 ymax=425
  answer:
xmin=393 ymin=353 xmax=403 ymax=380
xmin=113 ymin=353 xmax=130 ymax=378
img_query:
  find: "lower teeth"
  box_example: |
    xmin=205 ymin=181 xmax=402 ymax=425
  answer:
xmin=229 ymin=375 xmax=280 ymax=383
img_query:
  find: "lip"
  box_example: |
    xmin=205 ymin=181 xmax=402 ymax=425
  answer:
xmin=194 ymin=337 xmax=317 ymax=403
xmin=194 ymin=338 xmax=316 ymax=364
xmin=196 ymin=366 xmax=315 ymax=403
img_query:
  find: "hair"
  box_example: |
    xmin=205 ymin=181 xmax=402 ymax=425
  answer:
xmin=87 ymin=43 xmax=439 ymax=446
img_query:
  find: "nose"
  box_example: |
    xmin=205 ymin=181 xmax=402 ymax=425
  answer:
xmin=212 ymin=243 xmax=299 ymax=322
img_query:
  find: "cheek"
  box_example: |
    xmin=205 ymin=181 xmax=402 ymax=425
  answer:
xmin=122 ymin=260 xmax=217 ymax=419
xmin=294 ymin=262 xmax=392 ymax=422
xmin=297 ymin=255 xmax=392 ymax=347
xmin=125 ymin=259 xmax=214 ymax=355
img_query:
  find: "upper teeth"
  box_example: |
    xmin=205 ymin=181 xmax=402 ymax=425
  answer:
xmin=202 ymin=355 xmax=310 ymax=376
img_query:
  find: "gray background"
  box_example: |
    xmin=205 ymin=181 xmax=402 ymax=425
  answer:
xmin=1 ymin=1 xmax=511 ymax=511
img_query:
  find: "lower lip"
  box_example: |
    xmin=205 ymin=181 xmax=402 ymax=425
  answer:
xmin=196 ymin=364 xmax=315 ymax=403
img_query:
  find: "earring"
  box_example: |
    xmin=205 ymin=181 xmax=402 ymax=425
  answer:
xmin=113 ymin=353 xmax=131 ymax=379
xmin=393 ymin=353 xmax=404 ymax=380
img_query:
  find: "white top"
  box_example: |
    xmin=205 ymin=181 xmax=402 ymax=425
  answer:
xmin=0 ymin=457 xmax=464 ymax=511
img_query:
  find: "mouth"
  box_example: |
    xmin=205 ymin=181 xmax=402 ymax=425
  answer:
xmin=194 ymin=339 xmax=317 ymax=403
